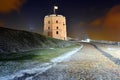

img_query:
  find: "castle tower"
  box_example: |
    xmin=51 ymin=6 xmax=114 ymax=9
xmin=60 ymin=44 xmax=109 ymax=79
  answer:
xmin=44 ymin=6 xmax=67 ymax=40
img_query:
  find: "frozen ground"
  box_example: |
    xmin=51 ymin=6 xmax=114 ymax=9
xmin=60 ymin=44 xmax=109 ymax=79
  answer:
xmin=0 ymin=46 xmax=82 ymax=80
xmin=97 ymin=44 xmax=120 ymax=59
xmin=1 ymin=43 xmax=120 ymax=80
xmin=93 ymin=44 xmax=120 ymax=65
xmin=32 ymin=43 xmax=120 ymax=80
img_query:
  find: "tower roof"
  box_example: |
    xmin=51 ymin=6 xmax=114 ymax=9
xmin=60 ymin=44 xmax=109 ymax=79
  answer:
xmin=45 ymin=14 xmax=65 ymax=18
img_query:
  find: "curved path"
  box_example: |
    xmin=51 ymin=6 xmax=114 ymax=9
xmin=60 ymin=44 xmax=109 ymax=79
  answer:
xmin=15 ymin=43 xmax=120 ymax=80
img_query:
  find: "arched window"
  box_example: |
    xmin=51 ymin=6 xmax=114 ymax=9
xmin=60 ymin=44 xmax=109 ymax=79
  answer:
xmin=56 ymin=31 xmax=58 ymax=34
xmin=56 ymin=20 xmax=58 ymax=23
xmin=48 ymin=27 xmax=50 ymax=30
xmin=48 ymin=21 xmax=50 ymax=24
xmin=56 ymin=26 xmax=58 ymax=29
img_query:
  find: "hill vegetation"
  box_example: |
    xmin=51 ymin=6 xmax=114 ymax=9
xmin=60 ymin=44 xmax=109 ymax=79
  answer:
xmin=0 ymin=27 xmax=71 ymax=54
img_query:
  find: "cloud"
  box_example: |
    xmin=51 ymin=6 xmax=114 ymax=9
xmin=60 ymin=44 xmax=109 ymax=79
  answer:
xmin=103 ymin=5 xmax=120 ymax=30
xmin=0 ymin=0 xmax=26 ymax=13
xmin=89 ymin=18 xmax=103 ymax=27
xmin=87 ymin=5 xmax=120 ymax=41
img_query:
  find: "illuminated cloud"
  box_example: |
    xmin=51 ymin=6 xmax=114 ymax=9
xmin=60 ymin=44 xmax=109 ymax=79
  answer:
xmin=0 ymin=0 xmax=26 ymax=13
xmin=103 ymin=5 xmax=120 ymax=29
xmin=88 ymin=5 xmax=120 ymax=41
xmin=89 ymin=18 xmax=103 ymax=27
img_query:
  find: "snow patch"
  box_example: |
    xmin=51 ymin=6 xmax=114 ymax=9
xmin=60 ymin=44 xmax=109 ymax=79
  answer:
xmin=107 ymin=48 xmax=115 ymax=51
xmin=49 ymin=48 xmax=54 ymax=49
xmin=25 ymin=64 xmax=53 ymax=80
xmin=0 ymin=45 xmax=83 ymax=80
xmin=51 ymin=46 xmax=83 ymax=63
xmin=0 ymin=63 xmax=52 ymax=80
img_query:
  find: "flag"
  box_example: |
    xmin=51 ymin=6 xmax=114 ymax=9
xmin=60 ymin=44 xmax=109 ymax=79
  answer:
xmin=54 ymin=6 xmax=58 ymax=10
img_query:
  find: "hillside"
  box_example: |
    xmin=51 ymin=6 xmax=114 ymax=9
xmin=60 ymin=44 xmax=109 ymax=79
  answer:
xmin=0 ymin=27 xmax=71 ymax=54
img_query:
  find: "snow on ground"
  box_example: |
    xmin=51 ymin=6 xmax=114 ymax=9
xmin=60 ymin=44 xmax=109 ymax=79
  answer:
xmin=32 ymin=43 xmax=120 ymax=80
xmin=0 ymin=62 xmax=52 ymax=80
xmin=0 ymin=46 xmax=83 ymax=80
xmin=107 ymin=47 xmax=120 ymax=59
xmin=98 ymin=45 xmax=120 ymax=59
xmin=26 ymin=46 xmax=83 ymax=80
xmin=51 ymin=45 xmax=83 ymax=63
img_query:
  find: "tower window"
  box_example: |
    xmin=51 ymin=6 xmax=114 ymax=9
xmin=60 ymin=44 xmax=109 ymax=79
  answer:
xmin=48 ymin=27 xmax=50 ymax=30
xmin=56 ymin=20 xmax=58 ymax=23
xmin=48 ymin=21 xmax=50 ymax=24
xmin=56 ymin=31 xmax=59 ymax=34
xmin=56 ymin=27 xmax=58 ymax=29
xmin=63 ymin=22 xmax=65 ymax=26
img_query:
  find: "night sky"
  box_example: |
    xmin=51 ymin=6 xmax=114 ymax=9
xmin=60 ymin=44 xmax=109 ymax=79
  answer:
xmin=0 ymin=0 xmax=120 ymax=41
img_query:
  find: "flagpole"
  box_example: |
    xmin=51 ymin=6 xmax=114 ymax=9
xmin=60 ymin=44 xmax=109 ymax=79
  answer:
xmin=54 ymin=8 xmax=55 ymax=14
xmin=53 ymin=6 xmax=58 ymax=14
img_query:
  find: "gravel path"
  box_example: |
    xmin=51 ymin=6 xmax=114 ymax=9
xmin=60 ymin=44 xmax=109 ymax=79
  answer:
xmin=31 ymin=43 xmax=120 ymax=80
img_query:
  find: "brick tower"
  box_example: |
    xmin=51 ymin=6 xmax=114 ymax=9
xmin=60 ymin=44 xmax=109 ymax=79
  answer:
xmin=44 ymin=6 xmax=67 ymax=40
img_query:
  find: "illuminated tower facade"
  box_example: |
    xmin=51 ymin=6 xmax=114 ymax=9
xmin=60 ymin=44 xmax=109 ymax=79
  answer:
xmin=44 ymin=6 xmax=67 ymax=40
